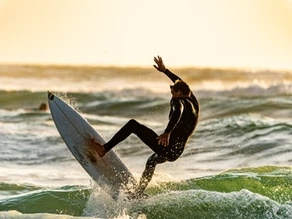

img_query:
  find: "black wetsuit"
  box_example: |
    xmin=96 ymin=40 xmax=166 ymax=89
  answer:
xmin=103 ymin=69 xmax=199 ymax=195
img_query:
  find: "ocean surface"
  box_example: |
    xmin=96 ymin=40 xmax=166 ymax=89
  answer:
xmin=1 ymin=64 xmax=292 ymax=218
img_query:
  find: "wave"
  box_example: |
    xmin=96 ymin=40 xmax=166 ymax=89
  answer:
xmin=1 ymin=166 xmax=292 ymax=218
xmin=0 ymin=184 xmax=90 ymax=216
xmin=1 ymin=88 xmax=292 ymax=113
xmin=131 ymin=189 xmax=292 ymax=219
xmin=0 ymin=211 xmax=94 ymax=219
xmin=131 ymin=166 xmax=292 ymax=218
xmin=197 ymin=83 xmax=292 ymax=97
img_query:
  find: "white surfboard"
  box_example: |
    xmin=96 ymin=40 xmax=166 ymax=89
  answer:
xmin=47 ymin=92 xmax=137 ymax=198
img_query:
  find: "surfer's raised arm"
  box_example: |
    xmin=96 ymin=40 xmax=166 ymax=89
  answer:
xmin=153 ymin=56 xmax=199 ymax=111
xmin=153 ymin=56 xmax=181 ymax=82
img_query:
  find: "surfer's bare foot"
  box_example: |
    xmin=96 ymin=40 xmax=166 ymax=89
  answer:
xmin=90 ymin=138 xmax=107 ymax=157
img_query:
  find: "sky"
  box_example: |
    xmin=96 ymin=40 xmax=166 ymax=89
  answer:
xmin=0 ymin=0 xmax=292 ymax=70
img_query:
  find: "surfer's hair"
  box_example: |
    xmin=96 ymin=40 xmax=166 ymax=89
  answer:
xmin=170 ymin=80 xmax=191 ymax=95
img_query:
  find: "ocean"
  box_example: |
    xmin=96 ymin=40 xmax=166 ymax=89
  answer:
xmin=1 ymin=64 xmax=292 ymax=218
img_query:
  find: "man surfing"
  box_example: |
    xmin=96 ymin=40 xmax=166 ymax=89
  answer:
xmin=89 ymin=56 xmax=200 ymax=198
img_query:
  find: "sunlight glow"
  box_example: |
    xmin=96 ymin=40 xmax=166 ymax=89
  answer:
xmin=0 ymin=0 xmax=292 ymax=70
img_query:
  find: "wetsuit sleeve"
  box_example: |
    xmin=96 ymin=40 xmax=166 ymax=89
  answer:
xmin=163 ymin=69 xmax=182 ymax=83
xmin=165 ymin=99 xmax=183 ymax=134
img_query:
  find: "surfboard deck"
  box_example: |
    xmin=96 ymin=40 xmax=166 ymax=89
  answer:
xmin=47 ymin=92 xmax=137 ymax=199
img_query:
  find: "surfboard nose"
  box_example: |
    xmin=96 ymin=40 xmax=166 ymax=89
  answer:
xmin=48 ymin=91 xmax=54 ymax=100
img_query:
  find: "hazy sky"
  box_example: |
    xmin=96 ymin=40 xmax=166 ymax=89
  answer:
xmin=1 ymin=0 xmax=292 ymax=69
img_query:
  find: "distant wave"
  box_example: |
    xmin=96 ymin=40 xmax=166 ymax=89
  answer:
xmin=197 ymin=83 xmax=292 ymax=97
xmin=1 ymin=64 xmax=292 ymax=95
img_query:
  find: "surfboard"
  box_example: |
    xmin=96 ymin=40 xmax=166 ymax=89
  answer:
xmin=47 ymin=92 xmax=137 ymax=199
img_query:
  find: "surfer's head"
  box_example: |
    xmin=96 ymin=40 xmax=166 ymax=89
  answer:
xmin=170 ymin=80 xmax=191 ymax=97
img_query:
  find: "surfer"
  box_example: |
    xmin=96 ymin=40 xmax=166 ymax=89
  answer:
xmin=90 ymin=56 xmax=200 ymax=198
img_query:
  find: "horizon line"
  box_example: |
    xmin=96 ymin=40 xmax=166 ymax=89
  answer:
xmin=0 ymin=61 xmax=291 ymax=72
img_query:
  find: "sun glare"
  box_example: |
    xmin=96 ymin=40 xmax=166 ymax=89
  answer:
xmin=1 ymin=0 xmax=292 ymax=70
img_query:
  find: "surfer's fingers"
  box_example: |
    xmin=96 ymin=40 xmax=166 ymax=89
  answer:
xmin=163 ymin=140 xmax=168 ymax=147
xmin=154 ymin=56 xmax=159 ymax=63
xmin=154 ymin=59 xmax=160 ymax=67
xmin=154 ymin=56 xmax=163 ymax=65
xmin=161 ymin=139 xmax=167 ymax=146
xmin=157 ymin=137 xmax=163 ymax=145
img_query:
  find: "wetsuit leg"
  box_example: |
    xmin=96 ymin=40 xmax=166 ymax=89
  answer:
xmin=135 ymin=153 xmax=167 ymax=195
xmin=104 ymin=119 xmax=160 ymax=153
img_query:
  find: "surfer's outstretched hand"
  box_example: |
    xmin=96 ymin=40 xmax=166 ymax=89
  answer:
xmin=153 ymin=56 xmax=166 ymax=73
xmin=157 ymin=132 xmax=170 ymax=147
